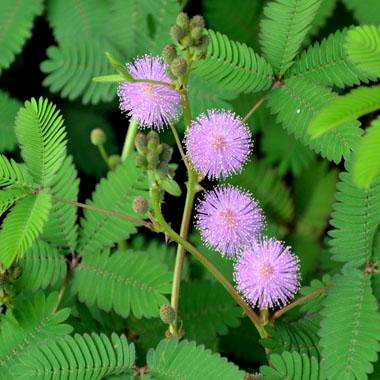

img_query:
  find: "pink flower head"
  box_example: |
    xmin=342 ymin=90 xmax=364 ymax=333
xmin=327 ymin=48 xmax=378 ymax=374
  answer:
xmin=185 ymin=110 xmax=251 ymax=179
xmin=234 ymin=239 xmax=300 ymax=309
xmin=196 ymin=185 xmax=264 ymax=257
xmin=117 ymin=56 xmax=180 ymax=129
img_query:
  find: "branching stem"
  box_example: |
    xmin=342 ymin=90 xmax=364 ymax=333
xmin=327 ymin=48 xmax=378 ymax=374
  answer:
xmin=121 ymin=119 xmax=139 ymax=161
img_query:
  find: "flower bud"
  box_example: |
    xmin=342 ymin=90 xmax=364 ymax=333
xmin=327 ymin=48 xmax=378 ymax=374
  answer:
xmin=160 ymin=143 xmax=173 ymax=164
xmin=176 ymin=12 xmax=190 ymax=30
xmin=180 ymin=35 xmax=192 ymax=48
xmin=199 ymin=35 xmax=209 ymax=51
xmin=162 ymin=44 xmax=177 ymax=64
xmin=135 ymin=154 xmax=147 ymax=169
xmin=191 ymin=27 xmax=203 ymax=42
xmin=170 ymin=25 xmax=185 ymax=42
xmin=190 ymin=15 xmax=205 ymax=29
xmin=133 ymin=196 xmax=149 ymax=214
xmin=90 ymin=128 xmax=106 ymax=146
xmin=135 ymin=132 xmax=148 ymax=153
xmin=171 ymin=58 xmax=188 ymax=77
xmin=160 ymin=304 xmax=176 ymax=324
xmin=147 ymin=151 xmax=160 ymax=169
xmin=108 ymin=154 xmax=121 ymax=170
xmin=147 ymin=131 xmax=160 ymax=150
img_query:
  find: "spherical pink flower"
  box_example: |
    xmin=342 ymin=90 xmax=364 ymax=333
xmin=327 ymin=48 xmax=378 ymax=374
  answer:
xmin=117 ymin=56 xmax=180 ymax=129
xmin=185 ymin=110 xmax=251 ymax=179
xmin=234 ymin=239 xmax=300 ymax=309
xmin=196 ymin=185 xmax=264 ymax=257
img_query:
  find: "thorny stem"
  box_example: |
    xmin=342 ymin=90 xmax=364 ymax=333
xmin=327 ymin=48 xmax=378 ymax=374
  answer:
xmin=270 ymin=286 xmax=328 ymax=321
xmin=52 ymin=196 xmax=152 ymax=229
xmin=169 ymin=83 xmax=200 ymax=336
xmin=121 ymin=119 xmax=139 ymax=161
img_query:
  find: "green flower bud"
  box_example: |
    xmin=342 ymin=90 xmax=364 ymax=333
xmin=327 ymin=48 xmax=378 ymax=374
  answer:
xmin=108 ymin=154 xmax=121 ymax=170
xmin=176 ymin=12 xmax=190 ymax=30
xmin=170 ymin=25 xmax=185 ymax=42
xmin=147 ymin=151 xmax=160 ymax=169
xmin=160 ymin=143 xmax=173 ymax=164
xmin=162 ymin=44 xmax=177 ymax=64
xmin=135 ymin=154 xmax=147 ymax=169
xmin=160 ymin=304 xmax=176 ymax=324
xmin=199 ymin=34 xmax=209 ymax=51
xmin=147 ymin=131 xmax=160 ymax=150
xmin=190 ymin=15 xmax=205 ymax=29
xmin=132 ymin=196 xmax=149 ymax=214
xmin=180 ymin=35 xmax=192 ymax=48
xmin=190 ymin=27 xmax=203 ymax=42
xmin=135 ymin=132 xmax=148 ymax=153
xmin=90 ymin=128 xmax=106 ymax=146
xmin=170 ymin=58 xmax=188 ymax=77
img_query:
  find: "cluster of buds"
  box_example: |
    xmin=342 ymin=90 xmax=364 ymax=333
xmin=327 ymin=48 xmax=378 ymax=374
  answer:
xmin=163 ymin=13 xmax=208 ymax=81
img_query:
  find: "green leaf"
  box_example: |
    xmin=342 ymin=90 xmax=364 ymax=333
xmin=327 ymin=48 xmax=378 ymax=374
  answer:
xmin=159 ymin=175 xmax=182 ymax=197
xmin=179 ymin=281 xmax=241 ymax=345
xmin=15 ymin=97 xmax=67 ymax=187
xmin=227 ymin=160 xmax=294 ymax=224
xmin=0 ymin=0 xmax=43 ymax=73
xmin=78 ymin=156 xmax=149 ymax=256
xmin=320 ymin=265 xmax=380 ymax=379
xmin=193 ymin=30 xmax=273 ymax=94
xmin=14 ymin=333 xmax=135 ymax=380
xmin=345 ymin=25 xmax=380 ymax=78
xmin=309 ymin=86 xmax=380 ymax=137
xmin=288 ymin=28 xmax=374 ymax=88
xmin=342 ymin=0 xmax=380 ymax=25
xmin=0 ymin=187 xmax=29 ymax=217
xmin=0 ymin=192 xmax=52 ymax=269
xmin=353 ymin=117 xmax=380 ymax=189
xmin=329 ymin=159 xmax=380 ymax=266
xmin=259 ymin=0 xmax=323 ymax=76
xmin=41 ymin=155 xmax=79 ymax=251
xmin=147 ymin=339 xmax=246 ymax=380
xmin=0 ymin=292 xmax=72 ymax=379
xmin=260 ymin=351 xmax=324 ymax=379
xmin=0 ymin=155 xmax=30 ymax=188
xmin=17 ymin=240 xmax=67 ymax=291
xmin=268 ymin=77 xmax=361 ymax=163
xmin=72 ymin=250 xmax=172 ymax=318
xmin=0 ymin=91 xmax=21 ymax=152
xmin=308 ymin=0 xmax=338 ymax=38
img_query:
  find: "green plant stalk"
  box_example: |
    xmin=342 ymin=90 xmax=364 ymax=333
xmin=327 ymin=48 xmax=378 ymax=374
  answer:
xmin=169 ymin=85 xmax=198 ymax=335
xmin=97 ymin=144 xmax=109 ymax=166
xmin=121 ymin=119 xmax=139 ymax=161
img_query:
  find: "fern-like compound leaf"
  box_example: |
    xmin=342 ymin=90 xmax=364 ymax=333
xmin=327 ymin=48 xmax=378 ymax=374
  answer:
xmin=0 ymin=0 xmax=43 ymax=73
xmin=329 ymin=159 xmax=380 ymax=266
xmin=193 ymin=30 xmax=274 ymax=94
xmin=78 ymin=156 xmax=149 ymax=256
xmin=342 ymin=0 xmax=380 ymax=25
xmin=320 ymin=265 xmax=380 ymax=379
xmin=0 ymin=192 xmax=52 ymax=269
xmin=72 ymin=250 xmax=172 ymax=318
xmin=0 ymin=292 xmax=72 ymax=379
xmin=268 ymin=78 xmax=361 ymax=163
xmin=42 ymin=155 xmax=79 ymax=251
xmin=289 ymin=29 xmax=373 ymax=88
xmin=179 ymin=281 xmax=241 ymax=345
xmin=345 ymin=25 xmax=380 ymax=79
xmin=260 ymin=351 xmax=324 ymax=379
xmin=0 ymin=155 xmax=30 ymax=188
xmin=309 ymin=85 xmax=380 ymax=137
xmin=308 ymin=0 xmax=337 ymax=38
xmin=15 ymin=97 xmax=67 ymax=187
xmin=227 ymin=160 xmax=294 ymax=224
xmin=17 ymin=240 xmax=67 ymax=291
xmin=0 ymin=187 xmax=29 ymax=217
xmin=353 ymin=117 xmax=380 ymax=189
xmin=0 ymin=91 xmax=21 ymax=152
xmin=147 ymin=339 xmax=246 ymax=380
xmin=259 ymin=0 xmax=323 ymax=76
xmin=14 ymin=333 xmax=135 ymax=380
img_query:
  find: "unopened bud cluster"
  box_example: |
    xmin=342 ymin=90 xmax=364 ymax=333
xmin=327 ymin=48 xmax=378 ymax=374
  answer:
xmin=90 ymin=128 xmax=106 ymax=146
xmin=135 ymin=131 xmax=173 ymax=174
xmin=160 ymin=304 xmax=176 ymax=324
xmin=163 ymin=13 xmax=208 ymax=81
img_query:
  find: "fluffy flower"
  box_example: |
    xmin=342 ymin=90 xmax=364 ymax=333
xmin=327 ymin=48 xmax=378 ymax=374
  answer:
xmin=117 ymin=56 xmax=180 ymax=129
xmin=185 ymin=110 xmax=251 ymax=179
xmin=234 ymin=239 xmax=300 ymax=309
xmin=196 ymin=185 xmax=264 ymax=257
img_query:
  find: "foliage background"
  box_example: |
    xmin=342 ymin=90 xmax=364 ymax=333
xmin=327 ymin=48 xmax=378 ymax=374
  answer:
xmin=0 ymin=0 xmax=380 ymax=378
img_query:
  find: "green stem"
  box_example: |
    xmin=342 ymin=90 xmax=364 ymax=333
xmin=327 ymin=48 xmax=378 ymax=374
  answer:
xmin=121 ymin=119 xmax=139 ymax=161
xmin=98 ymin=145 xmax=109 ymax=166
xmin=242 ymin=96 xmax=267 ymax=123
xmin=270 ymin=286 xmax=328 ymax=321
xmin=169 ymin=122 xmax=190 ymax=170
